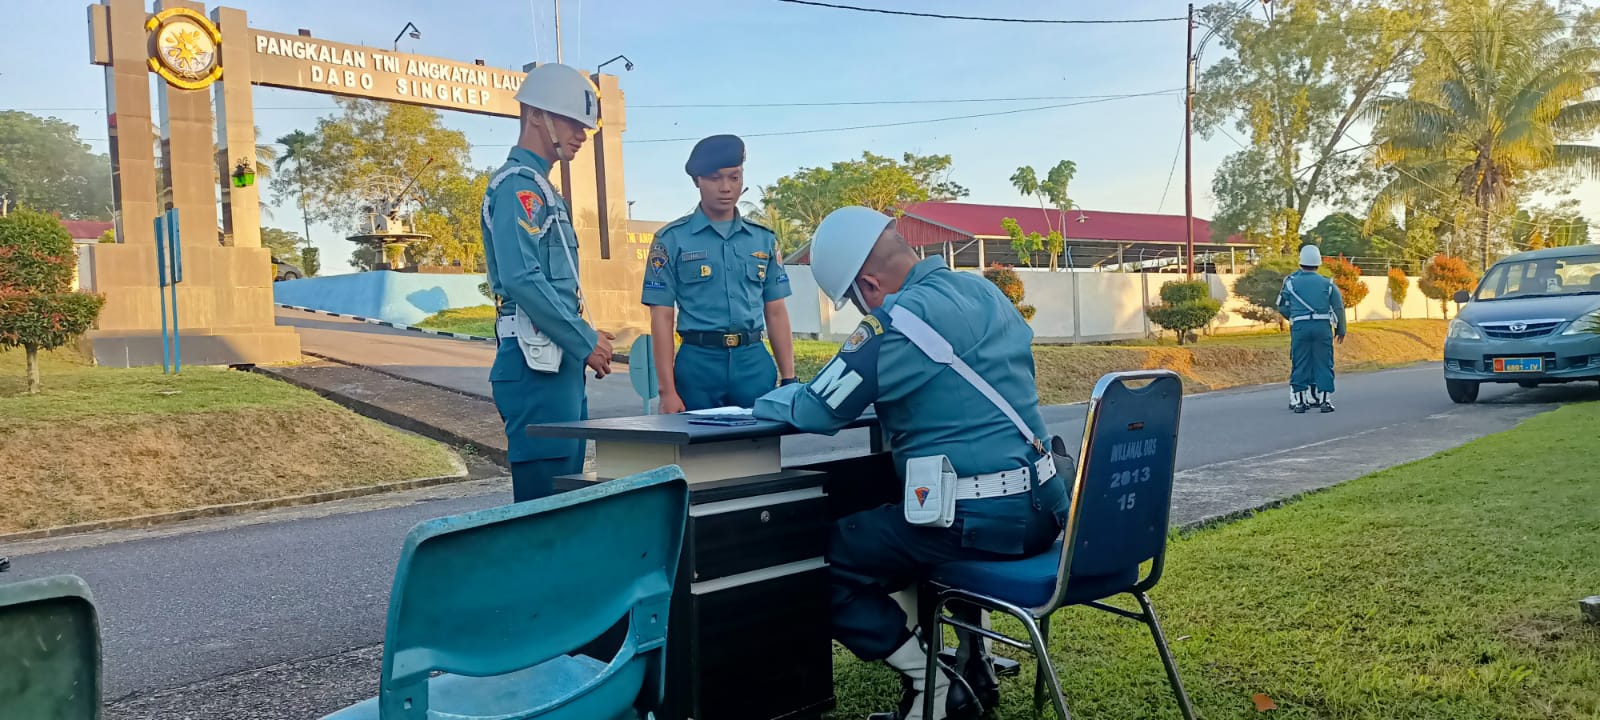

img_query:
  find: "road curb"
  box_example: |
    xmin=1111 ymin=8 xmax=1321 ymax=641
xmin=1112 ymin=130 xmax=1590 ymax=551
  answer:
xmin=0 ymin=456 xmax=470 ymax=544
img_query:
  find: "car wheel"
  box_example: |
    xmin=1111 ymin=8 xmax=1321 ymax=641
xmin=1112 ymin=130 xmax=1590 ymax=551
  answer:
xmin=1517 ymin=381 xmax=1540 ymax=389
xmin=282 ymin=272 xmax=300 ymax=281
xmin=1446 ymin=379 xmax=1480 ymax=404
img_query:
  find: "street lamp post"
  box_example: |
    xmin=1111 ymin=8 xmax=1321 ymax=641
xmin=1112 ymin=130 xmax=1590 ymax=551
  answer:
xmin=392 ymin=22 xmax=420 ymax=51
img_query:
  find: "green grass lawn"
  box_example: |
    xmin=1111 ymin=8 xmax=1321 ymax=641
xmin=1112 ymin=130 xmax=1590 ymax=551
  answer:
xmin=830 ymin=400 xmax=1600 ymax=719
xmin=416 ymin=305 xmax=498 ymax=338
xmin=0 ymin=350 xmax=459 ymax=532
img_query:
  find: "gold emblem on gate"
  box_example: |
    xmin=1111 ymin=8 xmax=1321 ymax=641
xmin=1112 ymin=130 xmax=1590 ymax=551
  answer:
xmin=146 ymin=8 xmax=223 ymax=90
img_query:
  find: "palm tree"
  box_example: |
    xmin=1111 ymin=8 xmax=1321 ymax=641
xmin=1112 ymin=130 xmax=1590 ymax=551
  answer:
xmin=274 ymin=130 xmax=316 ymax=256
xmin=1368 ymin=0 xmax=1600 ymax=270
xmin=739 ymin=184 xmax=804 ymax=261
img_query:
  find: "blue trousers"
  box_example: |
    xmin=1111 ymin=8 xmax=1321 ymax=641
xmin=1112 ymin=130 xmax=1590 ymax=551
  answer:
xmin=674 ymin=342 xmax=778 ymax=410
xmin=829 ymin=484 xmax=1066 ymax=661
xmin=1289 ymin=320 xmax=1336 ymax=393
xmin=490 ymin=339 xmax=587 ymax=502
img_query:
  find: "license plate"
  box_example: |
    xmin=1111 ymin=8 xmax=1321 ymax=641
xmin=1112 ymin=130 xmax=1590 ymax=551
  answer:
xmin=1494 ymin=357 xmax=1543 ymax=373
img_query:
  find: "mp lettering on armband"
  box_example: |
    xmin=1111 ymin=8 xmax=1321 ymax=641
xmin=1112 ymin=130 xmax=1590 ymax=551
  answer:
xmin=806 ymin=322 xmax=882 ymax=415
xmin=810 ymin=359 xmax=863 ymax=409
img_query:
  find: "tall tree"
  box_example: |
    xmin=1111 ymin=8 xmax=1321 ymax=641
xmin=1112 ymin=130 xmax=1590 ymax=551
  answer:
xmin=1008 ymin=160 xmax=1077 ymax=270
xmin=767 ymin=151 xmax=969 ymax=238
xmin=260 ymin=226 xmax=305 ymax=260
xmin=739 ymin=185 xmax=805 ymax=260
xmin=0 ymin=112 xmax=112 ymax=220
xmin=1195 ymin=0 xmax=1429 ymax=242
xmin=409 ymin=171 xmax=490 ymax=271
xmin=289 ymin=99 xmax=473 ymax=233
xmin=1368 ymin=0 xmax=1600 ymax=270
xmin=272 ymin=129 xmax=317 ymax=253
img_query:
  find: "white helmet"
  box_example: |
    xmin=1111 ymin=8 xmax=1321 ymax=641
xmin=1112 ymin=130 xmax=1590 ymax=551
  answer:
xmin=514 ymin=63 xmax=599 ymax=130
xmin=811 ymin=206 xmax=894 ymax=310
xmin=1299 ymin=244 xmax=1323 ymax=268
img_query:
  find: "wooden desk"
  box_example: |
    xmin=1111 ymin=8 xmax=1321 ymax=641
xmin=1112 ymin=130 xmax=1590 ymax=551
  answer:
xmin=528 ymin=414 xmax=887 ymax=720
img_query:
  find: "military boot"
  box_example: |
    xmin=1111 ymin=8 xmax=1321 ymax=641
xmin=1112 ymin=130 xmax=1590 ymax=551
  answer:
xmin=1320 ymin=391 xmax=1336 ymax=413
xmin=870 ymin=633 xmax=982 ymax=720
xmin=952 ymin=622 xmax=1000 ymax=710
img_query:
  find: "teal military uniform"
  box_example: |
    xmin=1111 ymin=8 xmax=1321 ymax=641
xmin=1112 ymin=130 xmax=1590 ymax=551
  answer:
xmin=754 ymin=257 xmax=1067 ymax=661
xmin=641 ymin=207 xmax=792 ymax=409
xmin=482 ymin=147 xmax=597 ymax=501
xmin=1278 ymin=269 xmax=1347 ymax=405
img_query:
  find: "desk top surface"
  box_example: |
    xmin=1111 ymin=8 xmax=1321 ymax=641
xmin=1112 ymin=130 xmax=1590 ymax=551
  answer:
xmin=528 ymin=410 xmax=879 ymax=445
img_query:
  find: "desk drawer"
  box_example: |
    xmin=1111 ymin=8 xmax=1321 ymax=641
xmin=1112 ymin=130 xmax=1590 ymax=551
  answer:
xmin=687 ymin=561 xmax=834 ymax=720
xmin=689 ymin=488 xmax=828 ymax=582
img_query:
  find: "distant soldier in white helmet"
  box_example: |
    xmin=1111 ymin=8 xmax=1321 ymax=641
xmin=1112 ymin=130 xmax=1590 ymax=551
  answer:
xmin=480 ymin=63 xmax=615 ymax=501
xmin=1278 ymin=244 xmax=1347 ymax=413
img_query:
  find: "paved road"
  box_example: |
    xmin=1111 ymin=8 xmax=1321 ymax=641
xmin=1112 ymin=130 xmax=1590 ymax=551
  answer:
xmin=278 ymin=308 xmax=646 ymax=418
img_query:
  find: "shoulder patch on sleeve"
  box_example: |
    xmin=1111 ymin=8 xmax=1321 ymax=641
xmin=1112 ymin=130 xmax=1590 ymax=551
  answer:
xmin=841 ymin=313 xmax=885 ymax=353
xmin=515 ymin=189 xmax=542 ymax=220
xmin=648 ymin=241 xmax=669 ymax=277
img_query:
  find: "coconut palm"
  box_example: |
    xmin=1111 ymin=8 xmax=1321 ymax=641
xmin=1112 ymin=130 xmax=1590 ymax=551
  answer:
xmin=274 ymin=129 xmax=316 ymax=255
xmin=1367 ymin=0 xmax=1600 ymax=270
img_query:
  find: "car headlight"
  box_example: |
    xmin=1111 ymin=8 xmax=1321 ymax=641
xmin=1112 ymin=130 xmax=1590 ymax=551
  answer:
xmin=1448 ymin=319 xmax=1481 ymax=340
xmin=1561 ymin=310 xmax=1600 ymax=335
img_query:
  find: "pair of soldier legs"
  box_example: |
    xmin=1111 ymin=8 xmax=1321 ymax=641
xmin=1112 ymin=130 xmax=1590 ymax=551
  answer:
xmin=1288 ymin=320 xmax=1336 ymax=412
xmin=674 ymin=342 xmax=778 ymax=410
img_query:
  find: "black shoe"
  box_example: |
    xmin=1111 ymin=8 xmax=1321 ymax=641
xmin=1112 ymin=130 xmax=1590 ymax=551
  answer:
xmin=958 ymin=653 xmax=1000 ymax=710
xmin=1320 ymin=402 xmax=1335 ymax=413
xmin=1292 ymin=403 xmax=1308 ymax=414
xmin=868 ymin=662 xmax=982 ymax=720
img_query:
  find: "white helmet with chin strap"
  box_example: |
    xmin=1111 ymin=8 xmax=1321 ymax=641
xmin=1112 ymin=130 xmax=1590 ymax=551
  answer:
xmin=513 ymin=63 xmax=600 ymax=160
xmin=810 ymin=206 xmax=894 ymax=310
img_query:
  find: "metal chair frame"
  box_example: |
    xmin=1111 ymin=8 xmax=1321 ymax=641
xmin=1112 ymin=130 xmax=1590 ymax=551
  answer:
xmin=920 ymin=370 xmax=1197 ymax=720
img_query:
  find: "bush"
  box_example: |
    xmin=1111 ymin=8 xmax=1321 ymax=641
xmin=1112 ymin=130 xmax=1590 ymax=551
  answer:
xmin=1325 ymin=255 xmax=1368 ymax=308
xmin=1387 ymin=268 xmax=1409 ymax=318
xmin=1232 ymin=256 xmax=1300 ymax=329
xmin=0 ymin=208 xmax=106 ymax=394
xmin=1419 ymin=254 xmax=1476 ymax=318
xmin=300 ymin=247 xmax=321 ymax=278
xmin=478 ymin=280 xmax=495 ymax=302
xmin=1145 ymin=280 xmax=1221 ymax=345
xmin=983 ymin=264 xmax=1035 ymax=321
xmin=98 ymin=228 xmax=116 ymax=243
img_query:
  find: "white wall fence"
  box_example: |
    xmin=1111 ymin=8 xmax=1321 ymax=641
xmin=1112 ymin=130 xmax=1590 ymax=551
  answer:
xmin=783 ymin=265 xmax=1452 ymax=344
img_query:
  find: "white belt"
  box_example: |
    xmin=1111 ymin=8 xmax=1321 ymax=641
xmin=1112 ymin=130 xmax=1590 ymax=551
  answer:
xmin=1292 ymin=313 xmax=1333 ymax=322
xmin=495 ymin=314 xmax=517 ymax=339
xmin=954 ymin=455 xmax=1056 ymax=501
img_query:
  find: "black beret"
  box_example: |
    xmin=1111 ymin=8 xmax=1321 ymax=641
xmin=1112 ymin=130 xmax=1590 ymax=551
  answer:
xmin=685 ymin=134 xmax=745 ymax=177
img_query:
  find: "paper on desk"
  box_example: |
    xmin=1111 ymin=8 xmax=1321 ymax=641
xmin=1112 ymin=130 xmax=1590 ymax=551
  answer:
xmin=684 ymin=406 xmax=754 ymax=416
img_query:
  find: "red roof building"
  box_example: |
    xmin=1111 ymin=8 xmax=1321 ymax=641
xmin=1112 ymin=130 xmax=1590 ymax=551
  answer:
xmin=791 ymin=201 xmax=1255 ymax=271
xmin=60 ymin=220 xmax=115 ymax=243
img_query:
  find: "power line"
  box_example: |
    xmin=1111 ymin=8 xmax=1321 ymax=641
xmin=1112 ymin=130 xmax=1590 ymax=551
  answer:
xmin=775 ymin=0 xmax=1184 ymax=25
xmin=624 ymin=89 xmax=1181 ymax=144
xmin=8 ymin=90 xmax=1182 ymax=114
xmin=1157 ymin=121 xmax=1185 ymax=213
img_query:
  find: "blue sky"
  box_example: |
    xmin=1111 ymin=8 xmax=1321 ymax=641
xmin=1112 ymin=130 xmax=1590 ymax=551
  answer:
xmin=4 ymin=0 xmax=1593 ymax=273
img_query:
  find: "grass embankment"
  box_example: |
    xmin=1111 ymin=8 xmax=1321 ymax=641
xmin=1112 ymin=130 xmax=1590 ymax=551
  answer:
xmin=420 ymin=307 xmax=1444 ymax=405
xmin=416 ymin=305 xmax=841 ymax=380
xmin=0 ymin=350 xmax=459 ymax=533
xmin=833 ymin=400 xmax=1600 ymax=719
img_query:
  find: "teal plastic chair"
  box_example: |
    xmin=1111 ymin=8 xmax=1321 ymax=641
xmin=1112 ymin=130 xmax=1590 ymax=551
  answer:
xmin=323 ymin=465 xmax=689 ymax=720
xmin=923 ymin=371 xmax=1194 ymax=720
xmin=0 ymin=574 xmax=102 ymax=720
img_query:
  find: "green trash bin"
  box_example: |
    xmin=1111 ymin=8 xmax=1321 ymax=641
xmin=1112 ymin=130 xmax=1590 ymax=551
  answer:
xmin=0 ymin=574 xmax=101 ymax=720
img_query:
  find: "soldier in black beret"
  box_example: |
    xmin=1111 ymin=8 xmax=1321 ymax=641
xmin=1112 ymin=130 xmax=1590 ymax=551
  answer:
xmin=640 ymin=134 xmax=797 ymax=413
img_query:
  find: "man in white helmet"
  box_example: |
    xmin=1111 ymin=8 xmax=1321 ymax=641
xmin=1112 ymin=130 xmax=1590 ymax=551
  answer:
xmin=1277 ymin=244 xmax=1347 ymax=413
xmin=754 ymin=207 xmax=1069 ymax=720
xmin=480 ymin=63 xmax=615 ymax=501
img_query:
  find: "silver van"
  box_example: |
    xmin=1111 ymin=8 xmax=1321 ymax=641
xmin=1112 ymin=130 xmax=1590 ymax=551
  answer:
xmin=1443 ymin=246 xmax=1600 ymax=402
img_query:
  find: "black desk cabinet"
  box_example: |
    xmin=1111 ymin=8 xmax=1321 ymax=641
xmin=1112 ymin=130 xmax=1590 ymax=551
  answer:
xmin=558 ymin=470 xmax=836 ymax=720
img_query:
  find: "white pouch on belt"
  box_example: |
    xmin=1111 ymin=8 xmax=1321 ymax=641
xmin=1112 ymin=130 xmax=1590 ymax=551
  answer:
xmin=903 ymin=455 xmax=957 ymax=527
xmin=513 ymin=308 xmax=561 ymax=374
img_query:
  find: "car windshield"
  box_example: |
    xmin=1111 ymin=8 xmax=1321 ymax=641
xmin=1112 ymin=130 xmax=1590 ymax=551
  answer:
xmin=1474 ymin=254 xmax=1600 ymax=300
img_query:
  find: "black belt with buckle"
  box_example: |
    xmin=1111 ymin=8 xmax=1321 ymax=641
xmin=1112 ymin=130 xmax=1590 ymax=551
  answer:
xmin=680 ymin=330 xmax=762 ymax=348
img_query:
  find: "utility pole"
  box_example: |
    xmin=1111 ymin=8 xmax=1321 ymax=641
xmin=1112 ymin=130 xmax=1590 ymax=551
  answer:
xmin=553 ymin=0 xmax=563 ymax=63
xmin=1184 ymin=3 xmax=1196 ymax=280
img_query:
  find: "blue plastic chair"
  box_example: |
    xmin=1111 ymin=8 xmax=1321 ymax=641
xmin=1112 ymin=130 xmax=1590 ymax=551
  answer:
xmin=0 ymin=574 xmax=102 ymax=720
xmin=924 ymin=370 xmax=1195 ymax=720
xmin=323 ymin=465 xmax=689 ymax=720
